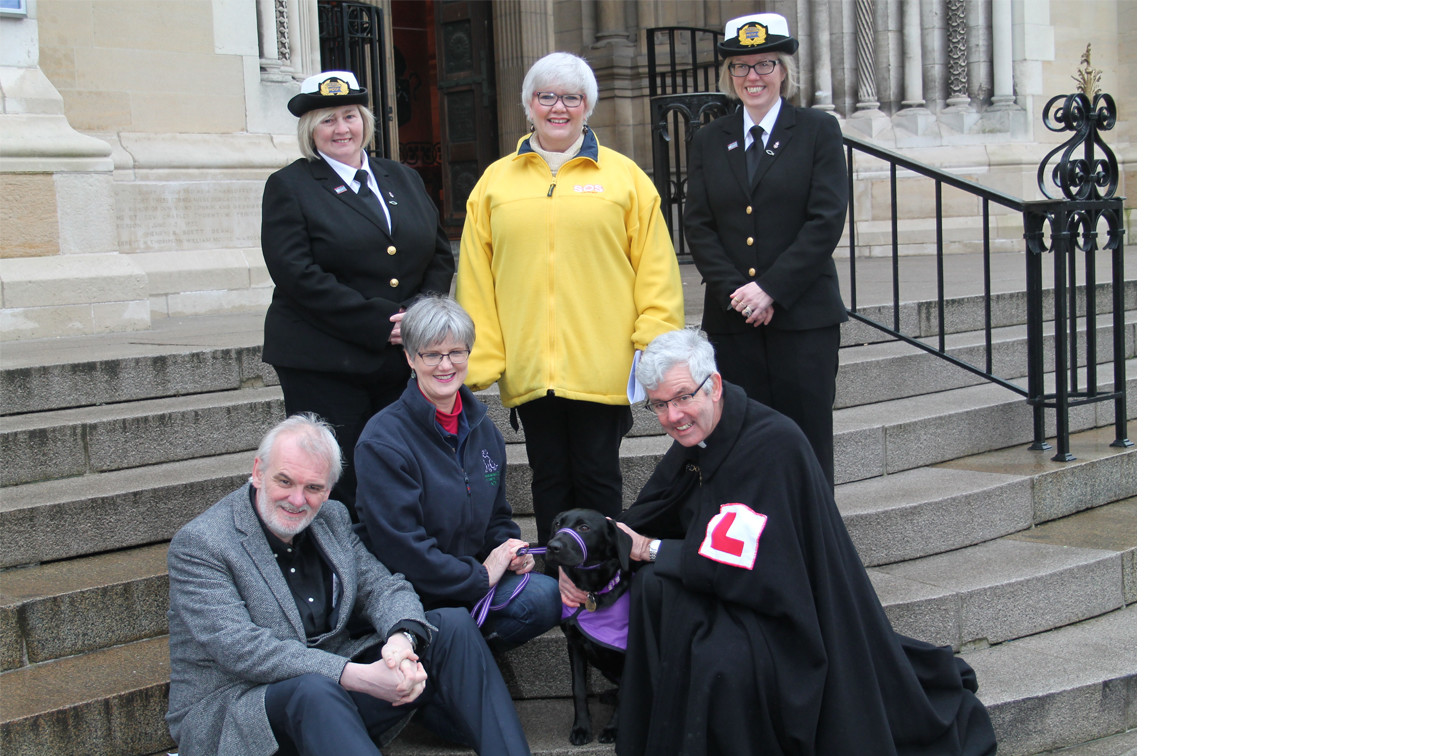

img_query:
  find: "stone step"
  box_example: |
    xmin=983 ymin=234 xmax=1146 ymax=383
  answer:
xmin=0 ymin=312 xmax=274 ymax=417
xmin=1034 ymin=729 xmax=1136 ymax=756
xmin=1 ymin=357 xmax=1134 ymax=569
xmin=968 ymin=606 xmax=1138 ymax=755
xmin=0 ymin=452 xmax=253 ymax=570
xmin=0 ymin=544 xmax=170 ymax=672
xmin=0 ymin=434 xmax=1134 ymax=756
xmin=838 ymin=423 xmax=1137 ymax=569
xmin=833 ymin=357 xmax=1136 ymax=483
xmin=0 ymin=424 xmax=1133 ymax=675
xmin=0 ymin=299 xmax=1133 ymax=493
xmin=0 ymin=635 xmax=172 ymax=756
xmin=0 ymin=387 xmax=287 ymax=487
xmin=873 ymin=495 xmax=1136 ymax=651
xmin=0 ymin=305 xmax=1132 ymax=489
xmin=7 ymin=606 xmax=1135 ymax=756
xmin=0 ymin=267 xmax=1134 ymax=418
xmin=392 ymin=603 xmax=1140 ymax=755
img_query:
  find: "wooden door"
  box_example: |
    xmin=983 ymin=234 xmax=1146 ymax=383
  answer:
xmin=436 ymin=0 xmax=500 ymax=237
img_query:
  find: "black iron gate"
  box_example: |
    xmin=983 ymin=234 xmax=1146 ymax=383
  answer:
xmin=646 ymin=26 xmax=727 ymax=258
xmin=318 ymin=1 xmax=391 ymax=159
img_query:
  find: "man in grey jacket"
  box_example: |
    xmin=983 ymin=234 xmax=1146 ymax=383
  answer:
xmin=165 ymin=413 xmax=530 ymax=755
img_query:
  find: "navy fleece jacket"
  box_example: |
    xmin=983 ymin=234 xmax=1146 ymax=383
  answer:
xmin=353 ymin=378 xmax=521 ymax=609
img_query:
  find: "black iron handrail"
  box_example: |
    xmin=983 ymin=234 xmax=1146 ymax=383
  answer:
xmin=840 ymin=92 xmax=1131 ymax=461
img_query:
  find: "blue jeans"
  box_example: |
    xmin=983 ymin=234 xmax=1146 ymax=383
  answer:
xmin=480 ymin=570 xmax=561 ymax=654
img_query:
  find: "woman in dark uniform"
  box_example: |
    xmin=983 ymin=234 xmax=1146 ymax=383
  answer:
xmin=683 ymin=13 xmax=849 ymax=485
xmin=260 ymin=71 xmax=456 ymax=513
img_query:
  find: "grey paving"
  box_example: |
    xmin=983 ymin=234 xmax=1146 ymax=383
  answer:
xmin=969 ymin=607 xmax=1137 ymax=756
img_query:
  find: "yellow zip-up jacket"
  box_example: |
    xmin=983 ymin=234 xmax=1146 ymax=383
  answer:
xmin=457 ymin=130 xmax=684 ymax=407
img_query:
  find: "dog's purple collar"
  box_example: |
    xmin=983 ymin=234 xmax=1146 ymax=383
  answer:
xmin=556 ymin=527 xmax=608 ymax=570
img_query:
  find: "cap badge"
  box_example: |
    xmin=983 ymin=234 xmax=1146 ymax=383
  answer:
xmin=318 ymin=77 xmax=352 ymax=96
xmin=738 ymin=22 xmax=768 ymax=47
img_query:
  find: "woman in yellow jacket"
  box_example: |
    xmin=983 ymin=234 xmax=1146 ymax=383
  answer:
xmin=457 ymin=52 xmax=684 ymax=550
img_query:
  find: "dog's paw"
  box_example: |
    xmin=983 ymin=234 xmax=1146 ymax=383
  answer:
xmin=569 ymin=726 xmax=593 ymax=746
xmin=599 ymin=724 xmax=618 ymax=744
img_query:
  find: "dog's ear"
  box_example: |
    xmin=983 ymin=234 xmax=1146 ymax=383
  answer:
xmin=609 ymin=518 xmax=633 ymax=572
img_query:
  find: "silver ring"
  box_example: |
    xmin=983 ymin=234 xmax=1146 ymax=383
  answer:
xmin=743 ymin=306 xmax=753 ymax=315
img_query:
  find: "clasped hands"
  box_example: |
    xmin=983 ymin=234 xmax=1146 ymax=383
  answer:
xmin=730 ymin=283 xmax=774 ymax=327
xmin=341 ymin=632 xmax=427 ymax=706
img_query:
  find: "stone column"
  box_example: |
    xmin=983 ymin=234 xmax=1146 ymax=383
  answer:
xmin=945 ymin=0 xmax=970 ymax=108
xmin=592 ymin=0 xmax=628 ymax=48
xmin=0 ymin=5 xmax=148 ymax=341
xmin=845 ymin=0 xmax=892 ymax=140
xmin=810 ymin=0 xmax=835 ymax=110
xmin=900 ymin=0 xmax=924 ymax=109
xmin=493 ymin=0 xmax=555 ymax=149
xmin=992 ymin=0 xmax=1016 ymax=108
xmin=967 ymin=0 xmax=991 ymax=103
xmin=892 ymin=0 xmax=938 ymax=145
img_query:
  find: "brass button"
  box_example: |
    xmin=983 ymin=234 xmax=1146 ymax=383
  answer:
xmin=386 ymin=246 xmax=397 ymax=256
xmin=746 ymin=205 xmax=753 ymax=215
xmin=389 ymin=278 xmax=399 ymax=288
xmin=746 ymin=237 xmax=754 ymax=246
xmin=747 ymin=267 xmax=756 ymax=277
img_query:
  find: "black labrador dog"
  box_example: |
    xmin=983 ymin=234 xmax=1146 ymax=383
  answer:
xmin=546 ymin=508 xmax=633 ymax=745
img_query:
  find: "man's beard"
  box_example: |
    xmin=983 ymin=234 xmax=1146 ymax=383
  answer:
xmin=256 ymin=484 xmax=318 ymax=540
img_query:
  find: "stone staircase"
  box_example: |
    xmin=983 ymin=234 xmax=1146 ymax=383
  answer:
xmin=0 ymin=251 xmax=1137 ymax=756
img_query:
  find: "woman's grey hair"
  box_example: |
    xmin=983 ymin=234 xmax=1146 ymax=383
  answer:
xmin=720 ymin=52 xmax=800 ymax=102
xmin=636 ymin=328 xmax=718 ymax=393
xmin=521 ymin=52 xmax=599 ymax=123
xmin=401 ymin=295 xmax=476 ymax=358
xmin=255 ymin=412 xmax=344 ymax=488
xmin=297 ymin=104 xmax=376 ymax=161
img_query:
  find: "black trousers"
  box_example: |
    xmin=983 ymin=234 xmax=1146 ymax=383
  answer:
xmin=263 ymin=607 xmax=528 ymax=756
xmin=515 ymin=396 xmax=632 ymax=548
xmin=710 ymin=325 xmax=840 ymax=485
xmin=272 ymin=354 xmax=410 ymax=517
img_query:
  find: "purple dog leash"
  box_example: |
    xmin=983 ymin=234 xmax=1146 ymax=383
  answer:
xmin=469 ymin=543 xmax=549 ymax=628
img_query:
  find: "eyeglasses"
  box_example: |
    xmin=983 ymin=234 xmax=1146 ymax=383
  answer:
xmin=642 ymin=374 xmax=711 ymax=414
xmin=728 ymin=60 xmax=779 ymax=77
xmin=417 ymin=349 xmax=470 ymax=367
xmin=534 ymin=92 xmax=584 ymax=107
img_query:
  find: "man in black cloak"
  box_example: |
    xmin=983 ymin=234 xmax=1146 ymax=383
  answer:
xmin=559 ymin=327 xmax=997 ymax=756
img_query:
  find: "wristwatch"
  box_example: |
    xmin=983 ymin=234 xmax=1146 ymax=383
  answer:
xmin=399 ymin=629 xmax=420 ymax=652
xmin=648 ymin=539 xmax=661 ymax=562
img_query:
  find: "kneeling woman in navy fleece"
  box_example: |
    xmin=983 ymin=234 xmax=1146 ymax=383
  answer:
xmin=353 ymin=294 xmax=560 ymax=653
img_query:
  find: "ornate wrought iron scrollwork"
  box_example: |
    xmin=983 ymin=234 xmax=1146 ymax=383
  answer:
xmin=1037 ymin=92 xmax=1119 ymax=201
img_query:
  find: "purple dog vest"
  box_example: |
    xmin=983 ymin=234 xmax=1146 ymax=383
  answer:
xmin=561 ymin=592 xmax=630 ymax=652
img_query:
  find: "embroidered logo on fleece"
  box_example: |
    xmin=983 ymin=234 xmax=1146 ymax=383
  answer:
xmin=572 ymin=184 xmax=604 ymax=193
xmin=482 ymin=450 xmax=500 ymax=487
xmin=699 ymin=502 xmax=767 ymax=570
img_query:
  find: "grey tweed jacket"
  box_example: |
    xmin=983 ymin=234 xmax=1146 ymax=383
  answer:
xmin=165 ymin=484 xmax=433 ymax=756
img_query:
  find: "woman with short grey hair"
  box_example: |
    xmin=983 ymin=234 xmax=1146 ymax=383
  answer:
xmin=353 ymin=295 xmax=561 ymax=656
xmin=457 ymin=51 xmax=685 ymax=552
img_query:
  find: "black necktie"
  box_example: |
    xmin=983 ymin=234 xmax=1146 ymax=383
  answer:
xmin=747 ymin=125 xmax=765 ymax=185
xmin=352 ymin=168 xmax=385 ymax=226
